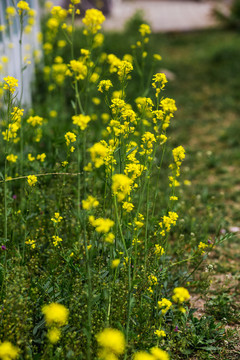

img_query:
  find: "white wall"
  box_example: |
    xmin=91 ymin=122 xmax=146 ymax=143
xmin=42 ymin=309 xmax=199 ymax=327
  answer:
xmin=0 ymin=0 xmax=42 ymax=106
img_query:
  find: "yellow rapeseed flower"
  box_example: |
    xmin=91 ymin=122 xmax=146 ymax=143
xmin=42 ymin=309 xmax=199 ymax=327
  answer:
xmin=172 ymin=287 xmax=190 ymax=303
xmin=27 ymin=175 xmax=37 ymax=186
xmin=112 ymin=174 xmax=132 ymax=202
xmin=82 ymin=9 xmax=105 ymax=34
xmin=3 ymin=76 xmax=18 ymax=94
xmin=6 ymin=154 xmax=18 ymax=163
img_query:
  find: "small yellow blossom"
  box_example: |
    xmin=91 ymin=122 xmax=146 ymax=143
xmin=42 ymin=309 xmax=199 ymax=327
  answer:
xmin=52 ymin=235 xmax=63 ymax=247
xmin=27 ymin=175 xmax=37 ymax=187
xmin=65 ymin=131 xmax=76 ymax=146
xmin=72 ymin=114 xmax=91 ymax=131
xmin=89 ymin=216 xmax=114 ymax=233
xmin=51 ymin=212 xmax=63 ymax=224
xmin=6 ymin=154 xmax=18 ymax=163
xmin=158 ymin=298 xmax=172 ymax=315
xmin=82 ymin=195 xmax=99 ymax=210
xmin=25 ymin=239 xmax=36 ymax=249
xmin=154 ymin=330 xmax=166 ymax=338
xmin=172 ymin=287 xmax=190 ymax=303
xmin=98 ymin=79 xmax=113 ymax=93
xmin=36 ymin=153 xmax=46 ymax=162
xmin=139 ymin=24 xmax=151 ymax=37
xmin=154 ymin=245 xmax=165 ymax=256
xmin=111 ymin=259 xmax=120 ymax=268
xmin=28 ymin=154 xmax=35 ymax=162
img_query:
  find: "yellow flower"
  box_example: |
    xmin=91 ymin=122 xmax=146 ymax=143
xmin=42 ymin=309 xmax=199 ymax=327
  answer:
xmin=51 ymin=212 xmax=63 ymax=224
xmin=52 ymin=235 xmax=63 ymax=247
xmin=6 ymin=7 xmax=16 ymax=19
xmin=98 ymin=80 xmax=113 ymax=93
xmin=72 ymin=114 xmax=91 ymax=131
xmin=158 ymin=298 xmax=172 ymax=315
xmin=111 ymin=259 xmax=120 ymax=268
xmin=68 ymin=60 xmax=87 ymax=80
xmin=6 ymin=154 xmax=18 ymax=163
xmin=82 ymin=9 xmax=105 ymax=34
xmin=172 ymin=146 xmax=185 ymax=166
xmin=47 ymin=328 xmax=61 ymax=344
xmin=27 ymin=115 xmax=43 ymax=127
xmin=28 ymin=154 xmax=35 ymax=161
xmin=172 ymin=287 xmax=190 ymax=303
xmin=27 ymin=175 xmax=37 ymax=187
xmin=104 ymin=233 xmax=115 ymax=244
xmin=0 ymin=341 xmax=19 ymax=360
xmin=154 ymin=245 xmax=165 ymax=256
xmin=112 ymin=174 xmax=132 ymax=202
xmin=139 ymin=24 xmax=151 ymax=37
xmin=37 ymin=153 xmax=46 ymax=162
xmin=17 ymin=1 xmax=30 ymax=13
xmin=96 ymin=328 xmax=125 ymax=355
xmin=3 ymin=76 xmax=18 ymax=94
xmin=88 ymin=142 xmax=108 ymax=168
xmin=42 ymin=303 xmax=69 ymax=327
xmin=89 ymin=216 xmax=114 ymax=233
xmin=150 ymin=347 xmax=170 ymax=360
xmin=134 ymin=352 xmax=154 ymax=360
xmin=65 ymin=131 xmax=76 ymax=146
xmin=122 ymin=201 xmax=134 ymax=212
xmin=49 ymin=110 xmax=58 ymax=118
xmin=154 ymin=330 xmax=166 ymax=338
xmin=25 ymin=239 xmax=36 ymax=249
xmin=82 ymin=195 xmax=99 ymax=210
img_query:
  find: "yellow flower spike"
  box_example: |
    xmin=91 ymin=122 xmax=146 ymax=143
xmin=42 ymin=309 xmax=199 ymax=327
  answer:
xmin=17 ymin=1 xmax=30 ymax=15
xmin=139 ymin=23 xmax=151 ymax=37
xmin=112 ymin=174 xmax=132 ymax=202
xmin=82 ymin=9 xmax=105 ymax=34
xmin=65 ymin=131 xmax=76 ymax=146
xmin=3 ymin=76 xmax=18 ymax=94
